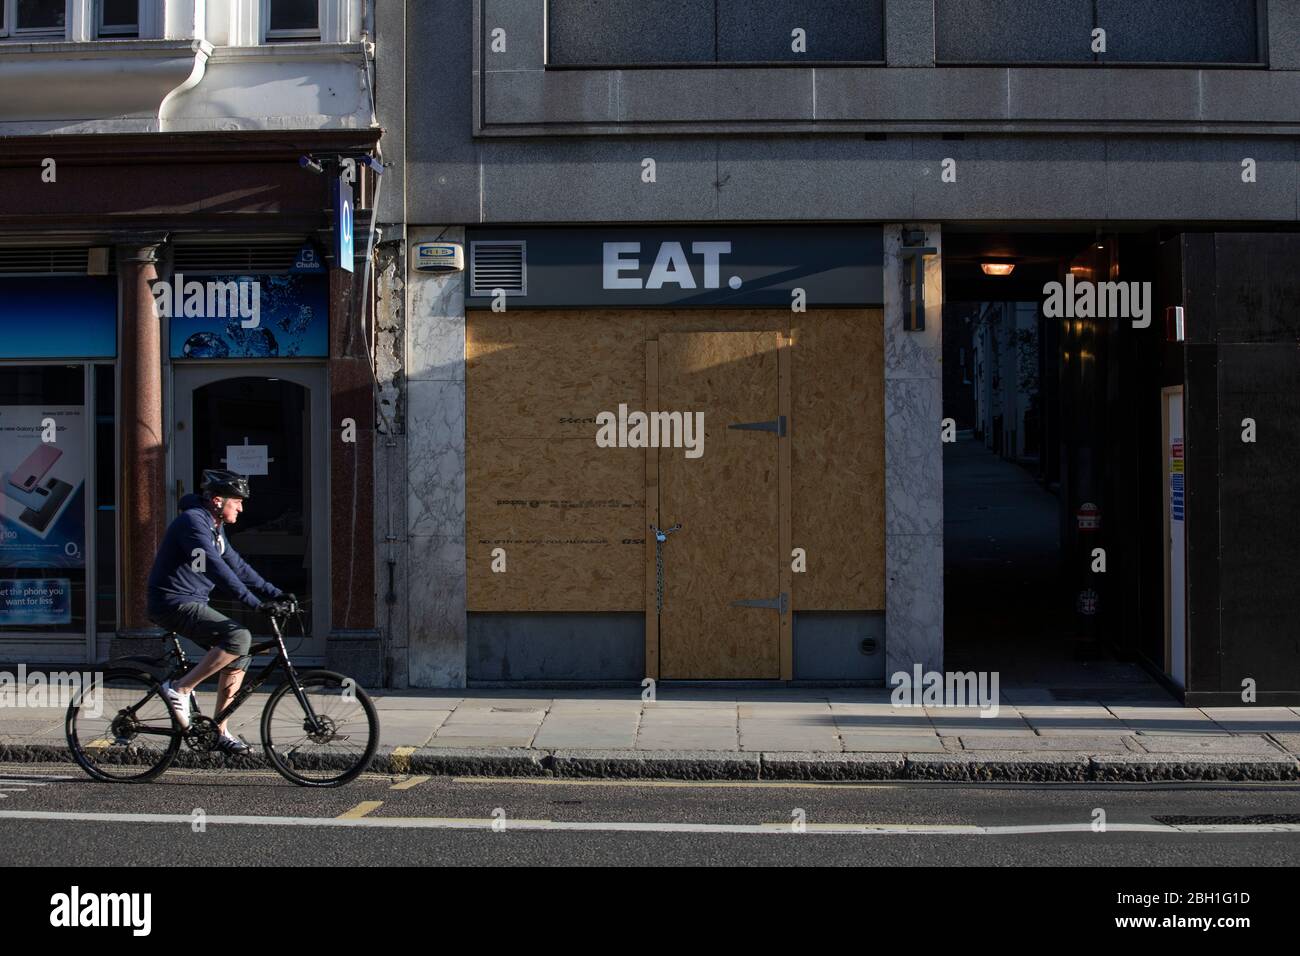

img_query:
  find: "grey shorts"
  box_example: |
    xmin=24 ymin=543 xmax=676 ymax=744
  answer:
xmin=150 ymin=603 xmax=253 ymax=672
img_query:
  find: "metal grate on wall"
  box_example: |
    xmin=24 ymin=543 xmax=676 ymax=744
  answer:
xmin=170 ymin=241 xmax=307 ymax=273
xmin=470 ymin=241 xmax=527 ymax=296
xmin=0 ymin=247 xmax=93 ymax=275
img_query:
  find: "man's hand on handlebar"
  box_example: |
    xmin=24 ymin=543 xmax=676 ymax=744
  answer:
xmin=258 ymin=597 xmax=298 ymax=617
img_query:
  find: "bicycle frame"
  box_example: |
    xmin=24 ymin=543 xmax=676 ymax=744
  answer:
xmin=120 ymin=607 xmax=328 ymax=740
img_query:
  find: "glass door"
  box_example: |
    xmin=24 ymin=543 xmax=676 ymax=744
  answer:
xmin=171 ymin=367 xmax=328 ymax=659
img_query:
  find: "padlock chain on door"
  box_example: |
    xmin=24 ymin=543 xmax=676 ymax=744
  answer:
xmin=650 ymin=522 xmax=682 ymax=613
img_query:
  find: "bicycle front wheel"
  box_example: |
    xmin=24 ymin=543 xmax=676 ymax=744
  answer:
xmin=260 ymin=670 xmax=380 ymax=787
xmin=65 ymin=669 xmax=182 ymax=783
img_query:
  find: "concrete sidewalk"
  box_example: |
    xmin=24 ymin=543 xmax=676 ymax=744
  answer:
xmin=4 ymin=684 xmax=1300 ymax=781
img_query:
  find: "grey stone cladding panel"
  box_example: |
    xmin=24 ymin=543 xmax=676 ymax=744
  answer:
xmin=480 ymin=139 xmax=719 ymax=221
xmin=715 ymin=137 xmax=913 ymax=221
xmin=910 ymin=136 xmax=1108 ymax=221
xmin=1103 ymin=137 xmax=1297 ymax=221
xmin=885 ymin=0 xmax=936 ymax=68
xmin=482 ymin=0 xmax=546 ymax=71
xmin=485 ymin=70 xmax=617 ymax=125
xmin=619 ymin=68 xmax=814 ymax=123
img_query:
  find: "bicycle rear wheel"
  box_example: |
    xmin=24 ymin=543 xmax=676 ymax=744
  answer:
xmin=66 ymin=669 xmax=182 ymax=783
xmin=260 ymin=670 xmax=380 ymax=787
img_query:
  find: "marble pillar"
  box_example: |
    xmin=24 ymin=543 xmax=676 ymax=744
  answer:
xmin=405 ymin=227 xmax=467 ymax=687
xmin=883 ymin=224 xmax=945 ymax=676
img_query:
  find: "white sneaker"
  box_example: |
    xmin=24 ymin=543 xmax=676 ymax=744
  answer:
xmin=159 ymin=680 xmax=191 ymax=730
xmin=215 ymin=730 xmax=251 ymax=756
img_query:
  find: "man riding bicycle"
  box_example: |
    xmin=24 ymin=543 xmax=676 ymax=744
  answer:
xmin=146 ymin=468 xmax=291 ymax=755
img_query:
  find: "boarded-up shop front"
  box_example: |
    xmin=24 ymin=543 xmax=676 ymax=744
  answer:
xmin=463 ymin=227 xmax=886 ymax=682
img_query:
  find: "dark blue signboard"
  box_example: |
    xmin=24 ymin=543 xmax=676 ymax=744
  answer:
xmin=168 ymin=273 xmax=329 ymax=359
xmin=464 ymin=226 xmax=883 ymax=309
xmin=0 ymin=277 xmax=117 ymax=358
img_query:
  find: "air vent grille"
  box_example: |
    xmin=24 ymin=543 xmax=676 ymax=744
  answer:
xmin=171 ymin=242 xmax=306 ymax=273
xmin=0 ymin=247 xmax=91 ymax=274
xmin=470 ymin=241 xmax=526 ymax=296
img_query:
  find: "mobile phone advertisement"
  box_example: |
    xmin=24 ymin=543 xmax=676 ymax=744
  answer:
xmin=0 ymin=406 xmax=86 ymax=626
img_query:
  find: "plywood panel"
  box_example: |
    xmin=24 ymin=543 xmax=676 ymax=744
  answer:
xmin=658 ymin=331 xmax=782 ymax=679
xmin=467 ymin=311 xmax=645 ymax=439
xmin=645 ymin=309 xmax=791 ymax=340
xmin=467 ymin=438 xmax=644 ymax=610
xmin=778 ymin=336 xmax=793 ymax=680
xmin=645 ymin=343 xmax=660 ymax=678
xmin=790 ymin=309 xmax=885 ymax=609
xmin=464 ymin=308 xmax=884 ymax=616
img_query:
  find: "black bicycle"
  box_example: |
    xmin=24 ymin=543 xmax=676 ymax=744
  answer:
xmin=65 ymin=599 xmax=380 ymax=787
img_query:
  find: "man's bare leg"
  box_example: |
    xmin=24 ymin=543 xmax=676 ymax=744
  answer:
xmin=213 ymin=668 xmax=246 ymax=736
xmin=173 ymin=646 xmax=237 ymax=698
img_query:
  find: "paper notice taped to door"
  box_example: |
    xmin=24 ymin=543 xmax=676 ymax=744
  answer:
xmin=226 ymin=444 xmax=269 ymax=476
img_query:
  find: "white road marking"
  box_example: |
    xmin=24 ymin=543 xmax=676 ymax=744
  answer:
xmin=0 ymin=809 xmax=1298 ymax=836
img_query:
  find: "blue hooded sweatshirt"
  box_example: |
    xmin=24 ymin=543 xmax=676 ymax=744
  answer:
xmin=146 ymin=494 xmax=283 ymax=619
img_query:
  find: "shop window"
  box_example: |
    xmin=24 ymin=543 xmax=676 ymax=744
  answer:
xmin=935 ymin=0 xmax=1261 ymax=66
xmin=98 ymin=0 xmax=138 ymax=38
xmin=0 ymin=0 xmax=68 ymax=38
xmin=547 ymin=0 xmax=883 ymax=66
xmin=0 ymin=366 xmax=88 ymax=636
xmin=1095 ymin=0 xmax=1260 ymax=64
xmin=266 ymin=0 xmax=320 ymax=41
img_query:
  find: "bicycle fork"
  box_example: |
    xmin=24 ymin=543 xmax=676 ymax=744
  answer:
xmin=270 ymin=615 xmax=329 ymax=737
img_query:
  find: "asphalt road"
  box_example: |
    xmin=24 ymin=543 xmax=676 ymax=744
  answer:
xmin=2 ymin=762 xmax=1299 ymax=867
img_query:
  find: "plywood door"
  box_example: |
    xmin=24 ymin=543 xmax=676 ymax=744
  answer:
xmin=655 ymin=331 xmax=783 ymax=679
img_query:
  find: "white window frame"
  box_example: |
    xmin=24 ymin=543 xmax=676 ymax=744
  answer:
xmin=0 ymin=0 xmax=70 ymax=39
xmin=97 ymin=0 xmax=138 ymax=37
xmin=263 ymin=0 xmax=320 ymax=42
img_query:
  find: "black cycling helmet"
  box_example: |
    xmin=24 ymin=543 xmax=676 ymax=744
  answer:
xmin=200 ymin=468 xmax=251 ymax=500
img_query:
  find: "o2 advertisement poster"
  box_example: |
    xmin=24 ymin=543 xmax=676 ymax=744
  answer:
xmin=0 ymin=406 xmax=85 ymax=626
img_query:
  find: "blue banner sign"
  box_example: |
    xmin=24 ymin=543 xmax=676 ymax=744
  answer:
xmin=0 ymin=278 xmax=116 ymax=359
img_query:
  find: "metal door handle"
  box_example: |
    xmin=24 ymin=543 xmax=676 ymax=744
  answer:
xmin=728 ymin=416 xmax=787 ymax=436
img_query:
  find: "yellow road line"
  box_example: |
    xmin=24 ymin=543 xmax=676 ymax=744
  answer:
xmin=389 ymin=775 xmax=430 ymax=791
xmin=391 ymin=746 xmax=417 ymax=774
xmin=85 ymin=739 xmax=113 ymax=749
xmin=337 ymin=800 xmax=383 ymax=819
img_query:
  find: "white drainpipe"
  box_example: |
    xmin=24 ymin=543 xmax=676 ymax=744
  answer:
xmin=159 ymin=1 xmax=212 ymax=132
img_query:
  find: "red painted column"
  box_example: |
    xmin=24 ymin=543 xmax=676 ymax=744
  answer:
xmin=112 ymin=238 xmax=167 ymax=654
